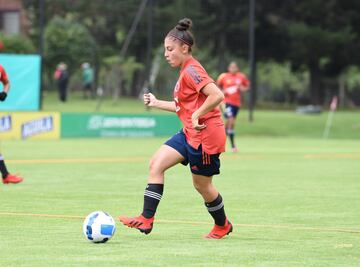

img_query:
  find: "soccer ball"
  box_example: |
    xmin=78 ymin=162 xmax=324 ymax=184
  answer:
xmin=83 ymin=211 xmax=116 ymax=243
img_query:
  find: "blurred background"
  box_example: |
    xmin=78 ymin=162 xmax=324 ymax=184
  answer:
xmin=1 ymin=0 xmax=360 ymax=110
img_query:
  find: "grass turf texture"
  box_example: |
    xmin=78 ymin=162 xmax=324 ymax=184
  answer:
xmin=0 ymin=92 xmax=359 ymax=265
xmin=0 ymin=137 xmax=359 ymax=267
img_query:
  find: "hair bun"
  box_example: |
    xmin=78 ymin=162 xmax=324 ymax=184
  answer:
xmin=176 ymin=18 xmax=192 ymax=31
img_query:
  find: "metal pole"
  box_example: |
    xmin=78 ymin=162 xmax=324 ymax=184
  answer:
xmin=38 ymin=0 xmax=45 ymax=110
xmin=115 ymin=0 xmax=147 ymax=102
xmin=145 ymin=0 xmax=153 ymax=90
xmin=248 ymin=0 xmax=256 ymax=122
xmin=119 ymin=0 xmax=148 ymax=58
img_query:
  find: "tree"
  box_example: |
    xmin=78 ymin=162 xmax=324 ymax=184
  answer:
xmin=0 ymin=34 xmax=36 ymax=54
xmin=257 ymin=0 xmax=360 ymax=104
xmin=44 ymin=15 xmax=96 ymax=85
xmin=23 ymin=0 xmax=360 ymax=105
xmin=196 ymin=0 xmax=249 ymax=71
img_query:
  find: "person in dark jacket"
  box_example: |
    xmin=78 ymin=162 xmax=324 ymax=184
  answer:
xmin=54 ymin=63 xmax=69 ymax=102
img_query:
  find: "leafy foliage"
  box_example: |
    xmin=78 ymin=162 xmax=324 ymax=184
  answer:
xmin=0 ymin=34 xmax=36 ymax=54
xmin=44 ymin=15 xmax=96 ymax=74
xmin=21 ymin=0 xmax=360 ymax=105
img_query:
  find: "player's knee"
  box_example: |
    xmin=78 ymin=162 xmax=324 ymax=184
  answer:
xmin=193 ymin=180 xmax=210 ymax=194
xmin=149 ymin=157 xmax=164 ymax=176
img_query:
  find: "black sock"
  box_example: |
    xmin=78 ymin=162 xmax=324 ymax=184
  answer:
xmin=0 ymin=159 xmax=9 ymax=179
xmin=227 ymin=129 xmax=235 ymax=148
xmin=205 ymin=194 xmax=227 ymax=226
xmin=142 ymin=183 xmax=164 ymax=218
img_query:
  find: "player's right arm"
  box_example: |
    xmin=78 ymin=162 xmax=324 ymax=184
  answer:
xmin=143 ymin=93 xmax=176 ymax=112
xmin=1 ymin=79 xmax=10 ymax=93
xmin=0 ymin=67 xmax=10 ymax=101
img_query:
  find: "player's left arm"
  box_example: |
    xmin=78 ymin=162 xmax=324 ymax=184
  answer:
xmin=191 ymin=83 xmax=224 ymax=130
xmin=0 ymin=78 xmax=10 ymax=101
xmin=240 ymin=76 xmax=250 ymax=92
xmin=216 ymin=73 xmax=226 ymax=112
xmin=240 ymin=84 xmax=249 ymax=92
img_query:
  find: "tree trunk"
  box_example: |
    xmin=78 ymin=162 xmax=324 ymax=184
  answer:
xmin=131 ymin=69 xmax=146 ymax=97
xmin=338 ymin=74 xmax=346 ymax=108
xmin=217 ymin=8 xmax=227 ymax=72
xmin=217 ymin=33 xmax=226 ymax=72
xmin=309 ymin=61 xmax=321 ymax=105
xmin=93 ymin=54 xmax=99 ymax=98
xmin=112 ymin=68 xmax=122 ymax=101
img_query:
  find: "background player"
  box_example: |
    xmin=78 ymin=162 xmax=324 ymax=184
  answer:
xmin=119 ymin=18 xmax=232 ymax=239
xmin=217 ymin=62 xmax=250 ymax=152
xmin=0 ymin=64 xmax=24 ymax=184
xmin=81 ymin=62 xmax=94 ymax=99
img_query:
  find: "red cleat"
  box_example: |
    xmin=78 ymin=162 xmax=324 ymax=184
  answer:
xmin=205 ymin=219 xmax=233 ymax=239
xmin=2 ymin=174 xmax=23 ymax=184
xmin=232 ymin=147 xmax=238 ymax=153
xmin=119 ymin=214 xmax=154 ymax=235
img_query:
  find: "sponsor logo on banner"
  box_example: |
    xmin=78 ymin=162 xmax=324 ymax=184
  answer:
xmin=21 ymin=116 xmax=54 ymax=139
xmin=0 ymin=115 xmax=12 ymax=132
xmin=87 ymin=116 xmax=156 ymax=130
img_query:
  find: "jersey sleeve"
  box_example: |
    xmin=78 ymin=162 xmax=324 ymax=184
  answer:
xmin=183 ymin=64 xmax=214 ymax=93
xmin=216 ymin=73 xmax=226 ymax=88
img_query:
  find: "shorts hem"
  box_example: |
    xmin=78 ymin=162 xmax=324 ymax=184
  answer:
xmin=164 ymin=143 xmax=188 ymax=165
xmin=190 ymin=169 xmax=220 ymax=177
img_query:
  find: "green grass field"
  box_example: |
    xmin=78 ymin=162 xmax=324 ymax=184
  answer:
xmin=0 ymin=136 xmax=359 ymax=266
xmin=0 ymin=92 xmax=359 ymax=266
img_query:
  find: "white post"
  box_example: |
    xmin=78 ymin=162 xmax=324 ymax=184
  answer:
xmin=323 ymin=96 xmax=338 ymax=139
xmin=323 ymin=110 xmax=334 ymax=139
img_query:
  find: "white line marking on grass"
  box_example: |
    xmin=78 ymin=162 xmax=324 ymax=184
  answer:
xmin=7 ymin=155 xmax=264 ymax=165
xmin=334 ymin=244 xmax=353 ymax=249
xmin=0 ymin=212 xmax=359 ymax=234
xmin=0 ymin=212 xmax=84 ymax=219
xmin=6 ymin=153 xmax=359 ymax=165
xmin=7 ymin=157 xmax=148 ymax=164
xmin=304 ymin=153 xmax=360 ymax=159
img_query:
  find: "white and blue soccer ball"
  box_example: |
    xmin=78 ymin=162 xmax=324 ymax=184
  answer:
xmin=83 ymin=211 xmax=116 ymax=243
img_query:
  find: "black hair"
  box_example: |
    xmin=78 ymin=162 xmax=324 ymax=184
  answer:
xmin=166 ymin=18 xmax=195 ymax=51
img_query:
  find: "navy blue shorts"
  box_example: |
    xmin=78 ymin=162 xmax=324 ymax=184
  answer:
xmin=165 ymin=130 xmax=221 ymax=177
xmin=224 ymin=103 xmax=239 ymax=119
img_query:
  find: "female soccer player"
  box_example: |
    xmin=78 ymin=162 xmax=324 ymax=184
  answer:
xmin=0 ymin=64 xmax=23 ymax=184
xmin=217 ymin=62 xmax=249 ymax=152
xmin=119 ymin=18 xmax=232 ymax=239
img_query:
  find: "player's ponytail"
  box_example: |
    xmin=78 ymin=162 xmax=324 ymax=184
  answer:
xmin=167 ymin=18 xmax=195 ymax=51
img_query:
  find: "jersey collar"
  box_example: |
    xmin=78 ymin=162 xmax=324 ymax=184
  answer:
xmin=180 ymin=56 xmax=194 ymax=72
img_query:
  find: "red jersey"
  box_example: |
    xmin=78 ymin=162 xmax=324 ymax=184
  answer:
xmin=174 ymin=57 xmax=226 ymax=154
xmin=0 ymin=64 xmax=9 ymax=84
xmin=217 ymin=72 xmax=249 ymax=107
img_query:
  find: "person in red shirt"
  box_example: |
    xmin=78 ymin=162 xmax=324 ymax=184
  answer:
xmin=0 ymin=64 xmax=24 ymax=184
xmin=0 ymin=64 xmax=9 ymax=101
xmin=119 ymin=18 xmax=232 ymax=239
xmin=217 ymin=62 xmax=249 ymax=152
